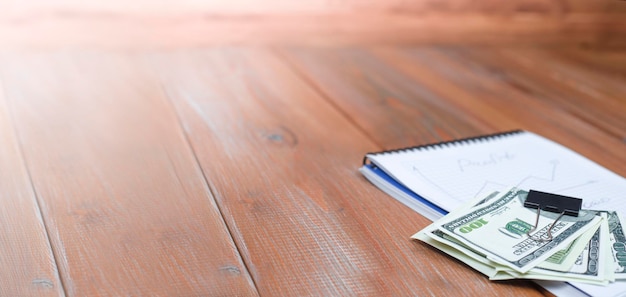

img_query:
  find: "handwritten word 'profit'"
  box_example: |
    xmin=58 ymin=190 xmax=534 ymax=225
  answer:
xmin=457 ymin=152 xmax=515 ymax=172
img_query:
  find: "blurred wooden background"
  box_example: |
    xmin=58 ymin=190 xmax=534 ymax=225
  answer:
xmin=0 ymin=0 xmax=624 ymax=296
xmin=0 ymin=0 xmax=624 ymax=48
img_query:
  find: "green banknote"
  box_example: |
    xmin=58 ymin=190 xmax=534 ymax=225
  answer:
xmin=536 ymin=218 xmax=601 ymax=272
xmin=607 ymin=211 xmax=626 ymax=279
xmin=417 ymin=216 xmax=611 ymax=285
xmin=413 ymin=187 xmax=615 ymax=284
xmin=494 ymin=214 xmax=612 ymax=286
xmin=437 ymin=188 xmax=602 ymax=273
xmin=412 ymin=191 xmax=508 ymax=278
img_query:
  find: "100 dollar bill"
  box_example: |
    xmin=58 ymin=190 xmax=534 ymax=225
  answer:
xmin=607 ymin=211 xmax=626 ymax=279
xmin=495 ymin=214 xmax=613 ymax=285
xmin=437 ymin=188 xmax=602 ymax=273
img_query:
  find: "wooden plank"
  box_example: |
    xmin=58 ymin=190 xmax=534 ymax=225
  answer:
xmin=1 ymin=52 xmax=258 ymax=296
xmin=0 ymin=74 xmax=64 ymax=296
xmin=148 ymin=49 xmax=546 ymax=296
xmin=362 ymin=47 xmax=626 ymax=175
xmin=429 ymin=47 xmax=626 ymax=141
xmin=277 ymin=47 xmax=491 ymax=149
xmin=558 ymin=48 xmax=626 ymax=78
xmin=497 ymin=48 xmax=626 ymax=107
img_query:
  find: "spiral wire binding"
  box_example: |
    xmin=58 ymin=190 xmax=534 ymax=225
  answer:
xmin=362 ymin=130 xmax=524 ymax=165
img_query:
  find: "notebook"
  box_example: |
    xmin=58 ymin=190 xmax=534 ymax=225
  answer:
xmin=360 ymin=130 xmax=626 ymax=297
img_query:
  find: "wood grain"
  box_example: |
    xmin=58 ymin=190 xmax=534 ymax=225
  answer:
xmin=558 ymin=48 xmax=626 ymax=78
xmin=0 ymin=74 xmax=64 ymax=296
xmin=281 ymin=47 xmax=626 ymax=177
xmin=277 ymin=47 xmax=491 ymax=149
xmin=0 ymin=4 xmax=622 ymax=290
xmin=148 ymin=48 xmax=546 ymax=296
xmin=383 ymin=47 xmax=626 ymax=173
xmin=0 ymin=52 xmax=258 ymax=296
xmin=440 ymin=47 xmax=626 ymax=140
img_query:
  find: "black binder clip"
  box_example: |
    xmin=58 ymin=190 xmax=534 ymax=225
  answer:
xmin=523 ymin=190 xmax=582 ymax=242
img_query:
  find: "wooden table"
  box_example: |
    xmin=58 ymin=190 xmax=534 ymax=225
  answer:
xmin=1 ymin=45 xmax=624 ymax=296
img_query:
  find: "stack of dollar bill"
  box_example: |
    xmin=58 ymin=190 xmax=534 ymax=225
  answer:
xmin=412 ymin=187 xmax=626 ymax=285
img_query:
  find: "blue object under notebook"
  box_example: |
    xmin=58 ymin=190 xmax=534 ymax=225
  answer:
xmin=360 ymin=163 xmax=447 ymax=220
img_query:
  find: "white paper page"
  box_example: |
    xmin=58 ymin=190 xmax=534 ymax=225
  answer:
xmin=368 ymin=131 xmax=626 ymax=214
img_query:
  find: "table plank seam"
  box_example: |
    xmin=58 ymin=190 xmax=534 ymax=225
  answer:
xmin=0 ymin=77 xmax=67 ymax=297
xmin=274 ymin=48 xmax=386 ymax=151
xmin=157 ymin=83 xmax=262 ymax=296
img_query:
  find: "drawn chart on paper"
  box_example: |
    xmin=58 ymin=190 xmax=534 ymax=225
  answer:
xmin=411 ymin=157 xmax=605 ymax=210
xmin=367 ymin=131 xmax=626 ymax=297
xmin=370 ymin=131 xmax=626 ymax=214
